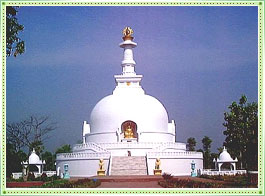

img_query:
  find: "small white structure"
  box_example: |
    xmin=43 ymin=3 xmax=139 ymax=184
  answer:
xmin=56 ymin=27 xmax=203 ymax=177
xmin=12 ymin=149 xmax=56 ymax=179
xmin=214 ymin=146 xmax=238 ymax=172
xmin=199 ymin=146 xmax=246 ymax=176
xmin=21 ymin=149 xmax=46 ymax=175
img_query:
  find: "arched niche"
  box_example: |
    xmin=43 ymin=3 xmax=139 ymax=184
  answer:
xmin=220 ymin=162 xmax=235 ymax=171
xmin=29 ymin=165 xmax=39 ymax=172
xmin=121 ymin=120 xmax=138 ymax=139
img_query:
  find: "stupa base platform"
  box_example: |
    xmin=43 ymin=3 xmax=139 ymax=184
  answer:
xmin=56 ymin=142 xmax=203 ymax=178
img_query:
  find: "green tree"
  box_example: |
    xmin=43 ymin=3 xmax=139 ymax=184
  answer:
xmin=202 ymin=136 xmax=212 ymax=169
xmin=41 ymin=151 xmax=56 ymax=171
xmin=202 ymin=136 xmax=212 ymax=152
xmin=210 ymin=152 xmax=219 ymax=169
xmin=29 ymin=140 xmax=44 ymax=156
xmin=186 ymin=137 xmax=196 ymax=151
xmin=6 ymin=142 xmax=27 ymax=177
xmin=55 ymin=144 xmax=72 ymax=154
xmin=223 ymin=95 xmax=258 ymax=170
xmin=6 ymin=6 xmax=25 ymax=57
xmin=7 ymin=116 xmax=56 ymax=154
xmin=217 ymin=147 xmax=224 ymax=154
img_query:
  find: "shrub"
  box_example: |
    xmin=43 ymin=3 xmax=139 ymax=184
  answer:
xmin=162 ymin=173 xmax=173 ymax=182
xmin=27 ymin=172 xmax=35 ymax=181
xmin=7 ymin=177 xmax=24 ymax=182
xmin=161 ymin=173 xmax=174 ymax=187
xmin=41 ymin=173 xmax=48 ymax=182
xmin=49 ymin=175 xmax=59 ymax=181
xmin=199 ymin=174 xmax=256 ymax=187
xmin=158 ymin=178 xmax=224 ymax=188
xmin=34 ymin=176 xmax=41 ymax=181
xmin=39 ymin=178 xmax=101 ymax=188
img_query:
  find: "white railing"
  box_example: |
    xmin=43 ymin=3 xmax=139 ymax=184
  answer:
xmin=198 ymin=169 xmax=247 ymax=176
xmin=152 ymin=142 xmax=186 ymax=151
xmin=99 ymin=142 xmax=155 ymax=149
xmin=147 ymin=152 xmax=203 ymax=159
xmin=73 ymin=142 xmax=187 ymax=153
xmin=248 ymin=171 xmax=258 ymax=174
xmin=33 ymin=172 xmax=43 ymax=178
xmin=11 ymin=171 xmax=56 ymax=179
xmin=99 ymin=142 xmax=186 ymax=150
xmin=147 ymin=151 xmax=203 ymax=158
xmin=11 ymin=172 xmax=22 ymax=179
xmin=56 ymin=152 xmax=111 ymax=160
xmin=73 ymin=142 xmax=108 ymax=152
xmin=43 ymin=171 xmax=56 ymax=177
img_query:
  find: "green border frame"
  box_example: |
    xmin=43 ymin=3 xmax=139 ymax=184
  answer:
xmin=0 ymin=1 xmax=264 ymax=195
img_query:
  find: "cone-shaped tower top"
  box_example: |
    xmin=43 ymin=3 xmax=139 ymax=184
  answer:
xmin=113 ymin=27 xmax=143 ymax=95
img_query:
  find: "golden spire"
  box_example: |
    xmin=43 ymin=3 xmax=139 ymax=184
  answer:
xmin=122 ymin=26 xmax=134 ymax=41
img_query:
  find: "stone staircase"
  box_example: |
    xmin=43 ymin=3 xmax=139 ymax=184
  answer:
xmin=111 ymin=156 xmax=147 ymax=175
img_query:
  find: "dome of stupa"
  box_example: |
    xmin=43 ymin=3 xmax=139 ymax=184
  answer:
xmin=218 ymin=146 xmax=233 ymax=161
xmin=28 ymin=149 xmax=41 ymax=164
xmin=90 ymin=93 xmax=169 ymax=135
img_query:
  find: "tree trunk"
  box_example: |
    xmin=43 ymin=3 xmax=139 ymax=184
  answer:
xmin=240 ymin=151 xmax=243 ymax=169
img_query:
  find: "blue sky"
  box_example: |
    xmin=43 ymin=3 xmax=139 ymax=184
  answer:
xmin=7 ymin=6 xmax=258 ymax=153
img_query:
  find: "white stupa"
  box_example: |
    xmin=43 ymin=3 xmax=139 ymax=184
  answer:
xmin=22 ymin=149 xmax=46 ymax=174
xmin=56 ymin=27 xmax=203 ymax=177
xmin=213 ymin=146 xmax=238 ymax=171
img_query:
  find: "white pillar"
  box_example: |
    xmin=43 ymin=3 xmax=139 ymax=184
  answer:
xmin=57 ymin=167 xmax=60 ymax=176
xmin=119 ymin=39 xmax=137 ymax=76
xmin=82 ymin=121 xmax=90 ymax=144
xmin=36 ymin=165 xmax=41 ymax=173
xmin=232 ymin=163 xmax=236 ymax=171
xmin=218 ymin=163 xmax=223 ymax=171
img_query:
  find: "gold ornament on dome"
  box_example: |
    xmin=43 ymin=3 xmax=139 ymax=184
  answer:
xmin=122 ymin=27 xmax=134 ymax=41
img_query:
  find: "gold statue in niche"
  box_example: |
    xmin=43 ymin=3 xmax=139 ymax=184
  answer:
xmin=124 ymin=125 xmax=134 ymax=138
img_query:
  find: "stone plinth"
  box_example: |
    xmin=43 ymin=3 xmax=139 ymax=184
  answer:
xmin=153 ymin=169 xmax=162 ymax=175
xmin=97 ymin=170 xmax=106 ymax=176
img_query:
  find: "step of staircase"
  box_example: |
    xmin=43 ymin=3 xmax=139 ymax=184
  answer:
xmin=111 ymin=156 xmax=147 ymax=175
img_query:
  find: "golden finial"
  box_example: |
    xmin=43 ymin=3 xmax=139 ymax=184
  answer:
xmin=122 ymin=27 xmax=134 ymax=41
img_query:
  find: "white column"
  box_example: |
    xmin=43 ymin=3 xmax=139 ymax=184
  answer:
xmin=82 ymin=121 xmax=90 ymax=144
xmin=218 ymin=163 xmax=223 ymax=171
xmin=123 ymin=47 xmax=135 ymax=64
xmin=36 ymin=165 xmax=41 ymax=173
xmin=57 ymin=167 xmax=60 ymax=176
xmin=232 ymin=163 xmax=236 ymax=171
xmin=120 ymin=40 xmax=137 ymax=76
